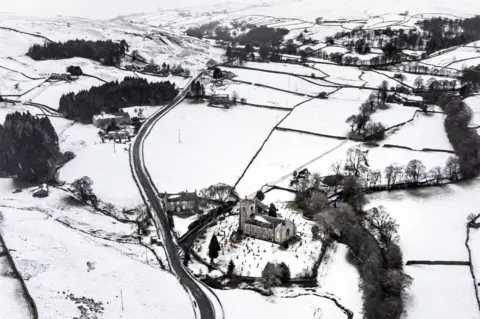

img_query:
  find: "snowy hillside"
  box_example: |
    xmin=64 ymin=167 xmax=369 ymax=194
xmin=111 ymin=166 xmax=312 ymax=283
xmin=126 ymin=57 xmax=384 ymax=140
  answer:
xmin=1 ymin=3 xmax=480 ymax=319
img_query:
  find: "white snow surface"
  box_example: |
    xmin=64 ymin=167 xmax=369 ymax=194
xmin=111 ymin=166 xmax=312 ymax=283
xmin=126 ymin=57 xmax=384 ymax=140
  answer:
xmin=366 ymin=179 xmax=480 ymax=261
xmin=144 ymin=101 xmax=285 ymax=193
xmin=405 ymin=265 xmax=478 ymax=319
xmin=317 ymin=243 xmax=363 ymax=318
xmin=217 ymin=288 xmax=347 ymax=319
xmin=381 ymin=112 xmax=454 ymax=151
xmin=0 ymin=179 xmax=193 ymax=319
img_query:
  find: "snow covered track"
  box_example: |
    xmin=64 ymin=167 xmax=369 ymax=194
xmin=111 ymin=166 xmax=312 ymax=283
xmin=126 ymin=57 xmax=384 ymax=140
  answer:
xmin=130 ymin=71 xmax=224 ymax=319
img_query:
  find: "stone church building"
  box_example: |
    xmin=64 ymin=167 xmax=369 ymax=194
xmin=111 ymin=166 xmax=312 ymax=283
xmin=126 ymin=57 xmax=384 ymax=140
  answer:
xmin=238 ymin=199 xmax=296 ymax=244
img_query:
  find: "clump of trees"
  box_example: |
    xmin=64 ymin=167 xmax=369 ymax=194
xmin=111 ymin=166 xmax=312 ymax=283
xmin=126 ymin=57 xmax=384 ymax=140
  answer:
xmin=461 ymin=64 xmax=480 ymax=94
xmin=422 ymin=16 xmax=480 ymax=54
xmin=199 ymin=183 xmax=240 ymax=206
xmin=346 ymin=90 xmax=386 ymax=140
xmin=0 ymin=112 xmax=64 ymax=182
xmin=237 ymin=26 xmax=289 ymax=46
xmin=261 ymin=261 xmax=291 ymax=292
xmin=70 ymin=176 xmax=97 ymax=207
xmin=290 ymin=169 xmax=329 ymax=219
xmin=59 ymin=77 xmax=178 ymax=123
xmin=27 ymin=39 xmax=129 ymax=66
xmin=186 ymin=21 xmax=221 ymax=39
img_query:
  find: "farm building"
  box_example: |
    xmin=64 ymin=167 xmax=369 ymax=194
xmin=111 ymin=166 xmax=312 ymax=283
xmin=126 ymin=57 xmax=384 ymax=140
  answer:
xmin=92 ymin=112 xmax=131 ymax=129
xmin=163 ymin=191 xmax=200 ymax=214
xmin=208 ymin=94 xmax=232 ymax=108
xmin=50 ymin=73 xmax=72 ymax=81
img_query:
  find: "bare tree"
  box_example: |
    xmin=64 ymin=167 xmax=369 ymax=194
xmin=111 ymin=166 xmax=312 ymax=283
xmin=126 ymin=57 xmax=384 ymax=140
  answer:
xmin=364 ymin=206 xmax=399 ymax=248
xmin=405 ymin=159 xmax=426 ymax=184
xmin=444 ymin=156 xmax=461 ymax=181
xmin=384 ymin=165 xmax=403 ymax=189
xmin=428 ymin=166 xmax=443 ymax=185
xmin=369 ymin=170 xmax=382 ymax=188
xmin=199 ymin=183 xmax=239 ymax=205
xmin=413 ymin=76 xmax=424 ymax=90
xmin=344 ymin=147 xmax=369 ymax=177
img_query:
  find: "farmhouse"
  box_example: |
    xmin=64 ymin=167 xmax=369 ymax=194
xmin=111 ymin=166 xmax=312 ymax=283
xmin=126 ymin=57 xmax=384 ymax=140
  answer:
xmin=50 ymin=73 xmax=72 ymax=81
xmin=238 ymin=199 xmax=297 ymax=244
xmin=163 ymin=191 xmax=199 ymax=214
xmin=92 ymin=112 xmax=131 ymax=129
xmin=209 ymin=94 xmax=232 ymax=108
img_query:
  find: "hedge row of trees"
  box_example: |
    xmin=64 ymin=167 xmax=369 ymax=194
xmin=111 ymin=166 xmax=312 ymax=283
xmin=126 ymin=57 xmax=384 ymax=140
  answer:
xmin=318 ymin=202 xmax=411 ymax=319
xmin=27 ymin=39 xmax=129 ymax=66
xmin=440 ymin=98 xmax=480 ymax=178
xmin=59 ymin=77 xmax=178 ymax=123
xmin=0 ymin=112 xmax=64 ymax=182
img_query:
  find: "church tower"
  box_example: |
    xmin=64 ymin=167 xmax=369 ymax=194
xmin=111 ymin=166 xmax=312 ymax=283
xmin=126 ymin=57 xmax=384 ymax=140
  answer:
xmin=239 ymin=198 xmax=256 ymax=232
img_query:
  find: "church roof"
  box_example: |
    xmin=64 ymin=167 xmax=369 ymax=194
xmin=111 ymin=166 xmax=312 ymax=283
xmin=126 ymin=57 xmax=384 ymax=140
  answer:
xmin=245 ymin=214 xmax=285 ymax=228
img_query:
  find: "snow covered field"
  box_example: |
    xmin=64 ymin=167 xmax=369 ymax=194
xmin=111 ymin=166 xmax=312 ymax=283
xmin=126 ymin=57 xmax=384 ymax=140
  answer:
xmin=221 ymin=67 xmax=337 ymax=96
xmin=173 ymin=214 xmax=199 ymax=237
xmin=60 ymin=141 xmax=143 ymax=209
xmin=206 ymin=82 xmax=308 ymax=109
xmin=235 ymin=130 xmax=345 ymax=196
xmin=310 ymin=63 xmax=364 ymax=86
xmin=191 ymin=207 xmax=322 ymax=278
xmin=144 ymin=101 xmax=285 ymax=194
xmin=217 ymin=289 xmax=348 ymax=319
xmin=422 ymin=45 xmax=480 ymax=69
xmin=30 ymin=77 xmax=104 ymax=109
xmin=405 ymin=265 xmax=478 ymax=319
xmin=244 ymin=61 xmax=327 ymax=78
xmin=317 ymin=243 xmax=363 ymax=318
xmin=366 ymin=179 xmax=480 ymax=261
xmin=381 ymin=112 xmax=454 ymax=151
xmin=0 ymin=180 xmax=193 ymax=319
xmin=279 ymin=96 xmax=417 ymax=137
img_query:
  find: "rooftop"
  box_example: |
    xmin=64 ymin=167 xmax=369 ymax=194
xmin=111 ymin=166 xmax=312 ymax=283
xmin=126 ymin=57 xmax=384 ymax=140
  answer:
xmin=246 ymin=213 xmax=285 ymax=228
xmin=167 ymin=191 xmax=198 ymax=202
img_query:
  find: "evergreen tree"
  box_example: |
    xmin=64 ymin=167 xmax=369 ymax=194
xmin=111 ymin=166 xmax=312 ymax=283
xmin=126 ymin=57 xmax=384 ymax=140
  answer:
xmin=227 ymin=259 xmax=235 ymax=278
xmin=208 ymin=234 xmax=220 ymax=264
xmin=276 ymin=262 xmax=291 ymax=284
xmin=261 ymin=262 xmax=280 ymax=291
xmin=268 ymin=203 xmax=277 ymax=217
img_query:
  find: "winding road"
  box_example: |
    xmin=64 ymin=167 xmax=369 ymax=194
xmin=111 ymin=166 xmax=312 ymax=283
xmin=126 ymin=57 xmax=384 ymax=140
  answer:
xmin=130 ymin=71 xmax=220 ymax=319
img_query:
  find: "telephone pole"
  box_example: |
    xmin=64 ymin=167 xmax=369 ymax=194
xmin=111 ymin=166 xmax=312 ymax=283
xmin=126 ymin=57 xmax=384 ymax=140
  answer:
xmin=178 ymin=129 xmax=182 ymax=143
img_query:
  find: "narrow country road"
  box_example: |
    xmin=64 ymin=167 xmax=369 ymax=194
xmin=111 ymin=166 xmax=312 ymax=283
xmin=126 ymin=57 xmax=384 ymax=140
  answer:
xmin=130 ymin=70 xmax=219 ymax=319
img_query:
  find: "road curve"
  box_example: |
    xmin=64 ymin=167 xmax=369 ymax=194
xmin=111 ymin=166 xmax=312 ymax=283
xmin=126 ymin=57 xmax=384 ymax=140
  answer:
xmin=130 ymin=71 xmax=217 ymax=319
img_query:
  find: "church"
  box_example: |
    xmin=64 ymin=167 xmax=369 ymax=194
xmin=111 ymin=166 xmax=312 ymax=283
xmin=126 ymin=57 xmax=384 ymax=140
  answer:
xmin=238 ymin=198 xmax=296 ymax=244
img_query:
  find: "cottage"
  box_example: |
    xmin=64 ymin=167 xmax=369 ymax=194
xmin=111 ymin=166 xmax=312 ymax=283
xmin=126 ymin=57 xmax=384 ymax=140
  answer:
xmin=164 ymin=190 xmax=199 ymax=214
xmin=92 ymin=112 xmax=131 ymax=129
xmin=209 ymin=94 xmax=232 ymax=108
xmin=238 ymin=199 xmax=296 ymax=244
xmin=50 ymin=73 xmax=72 ymax=81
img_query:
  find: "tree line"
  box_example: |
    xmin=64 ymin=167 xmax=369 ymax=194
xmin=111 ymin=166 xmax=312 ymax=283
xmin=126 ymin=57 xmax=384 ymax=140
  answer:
xmin=59 ymin=77 xmax=178 ymax=123
xmin=421 ymin=16 xmax=480 ymax=54
xmin=440 ymin=97 xmax=480 ymax=178
xmin=27 ymin=39 xmax=129 ymax=66
xmin=0 ymin=112 xmax=66 ymax=182
xmin=289 ymin=161 xmax=410 ymax=319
